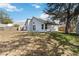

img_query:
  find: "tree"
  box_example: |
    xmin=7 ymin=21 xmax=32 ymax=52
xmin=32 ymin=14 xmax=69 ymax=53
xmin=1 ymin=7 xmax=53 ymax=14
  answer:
xmin=44 ymin=3 xmax=79 ymax=34
xmin=13 ymin=24 xmax=19 ymax=28
xmin=0 ymin=10 xmax=13 ymax=24
xmin=2 ymin=18 xmax=13 ymax=24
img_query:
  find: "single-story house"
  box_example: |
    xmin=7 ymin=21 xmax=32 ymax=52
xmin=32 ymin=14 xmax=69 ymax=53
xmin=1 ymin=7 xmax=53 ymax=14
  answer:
xmin=0 ymin=24 xmax=6 ymax=30
xmin=24 ymin=17 xmax=60 ymax=32
xmin=0 ymin=23 xmax=13 ymax=30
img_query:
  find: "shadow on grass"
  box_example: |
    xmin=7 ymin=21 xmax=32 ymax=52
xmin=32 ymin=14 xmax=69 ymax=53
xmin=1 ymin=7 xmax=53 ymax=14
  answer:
xmin=0 ymin=37 xmax=31 ymax=55
xmin=50 ymin=32 xmax=79 ymax=46
xmin=61 ymin=32 xmax=79 ymax=36
xmin=0 ymin=32 xmax=79 ymax=56
xmin=49 ymin=32 xmax=79 ymax=55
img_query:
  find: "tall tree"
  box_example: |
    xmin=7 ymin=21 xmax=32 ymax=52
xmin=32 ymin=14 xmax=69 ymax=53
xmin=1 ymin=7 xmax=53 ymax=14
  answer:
xmin=0 ymin=10 xmax=13 ymax=24
xmin=2 ymin=18 xmax=13 ymax=24
xmin=44 ymin=3 xmax=79 ymax=34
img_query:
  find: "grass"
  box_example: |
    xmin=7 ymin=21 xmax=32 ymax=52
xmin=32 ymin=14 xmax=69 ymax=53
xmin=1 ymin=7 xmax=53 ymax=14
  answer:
xmin=48 ymin=32 xmax=79 ymax=55
xmin=50 ymin=32 xmax=79 ymax=43
xmin=0 ymin=31 xmax=79 ymax=56
xmin=27 ymin=32 xmax=79 ymax=55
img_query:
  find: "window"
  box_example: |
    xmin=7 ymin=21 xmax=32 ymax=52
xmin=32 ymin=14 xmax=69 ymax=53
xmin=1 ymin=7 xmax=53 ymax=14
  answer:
xmin=33 ymin=22 xmax=35 ymax=24
xmin=26 ymin=26 xmax=27 ymax=30
xmin=33 ymin=25 xmax=36 ymax=30
xmin=45 ymin=24 xmax=47 ymax=29
xmin=41 ymin=24 xmax=44 ymax=29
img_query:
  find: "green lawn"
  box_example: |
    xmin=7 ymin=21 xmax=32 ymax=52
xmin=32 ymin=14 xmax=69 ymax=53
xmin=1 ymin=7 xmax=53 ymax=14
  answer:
xmin=28 ymin=32 xmax=79 ymax=56
xmin=49 ymin=32 xmax=79 ymax=55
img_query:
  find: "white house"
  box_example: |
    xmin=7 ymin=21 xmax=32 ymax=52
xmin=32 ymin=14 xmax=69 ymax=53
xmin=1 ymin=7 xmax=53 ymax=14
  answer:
xmin=24 ymin=17 xmax=59 ymax=32
xmin=0 ymin=24 xmax=6 ymax=30
xmin=0 ymin=23 xmax=13 ymax=30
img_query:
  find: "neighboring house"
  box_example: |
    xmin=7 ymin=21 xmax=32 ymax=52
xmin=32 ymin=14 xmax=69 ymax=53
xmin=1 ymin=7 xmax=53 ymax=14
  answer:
xmin=0 ymin=24 xmax=6 ymax=30
xmin=5 ymin=24 xmax=13 ymax=29
xmin=24 ymin=17 xmax=59 ymax=32
xmin=0 ymin=23 xmax=13 ymax=30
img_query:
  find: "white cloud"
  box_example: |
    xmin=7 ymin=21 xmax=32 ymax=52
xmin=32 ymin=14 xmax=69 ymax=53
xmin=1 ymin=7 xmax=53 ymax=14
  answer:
xmin=32 ymin=4 xmax=41 ymax=8
xmin=0 ymin=3 xmax=23 ymax=12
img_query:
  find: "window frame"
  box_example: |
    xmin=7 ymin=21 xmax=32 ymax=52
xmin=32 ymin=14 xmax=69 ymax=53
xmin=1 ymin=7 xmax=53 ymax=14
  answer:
xmin=33 ymin=25 xmax=36 ymax=30
xmin=41 ymin=24 xmax=44 ymax=30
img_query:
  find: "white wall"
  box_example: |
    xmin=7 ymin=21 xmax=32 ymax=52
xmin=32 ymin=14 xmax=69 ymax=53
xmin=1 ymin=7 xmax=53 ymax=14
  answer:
xmin=25 ymin=18 xmax=59 ymax=32
xmin=31 ymin=18 xmax=45 ymax=32
xmin=32 ymin=18 xmax=59 ymax=32
xmin=24 ymin=19 xmax=32 ymax=31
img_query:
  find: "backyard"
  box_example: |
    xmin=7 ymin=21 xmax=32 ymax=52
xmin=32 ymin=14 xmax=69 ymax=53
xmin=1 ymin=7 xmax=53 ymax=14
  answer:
xmin=0 ymin=30 xmax=79 ymax=56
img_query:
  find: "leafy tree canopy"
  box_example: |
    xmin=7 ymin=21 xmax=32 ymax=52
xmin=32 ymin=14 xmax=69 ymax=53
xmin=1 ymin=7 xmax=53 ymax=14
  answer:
xmin=0 ymin=10 xmax=13 ymax=24
xmin=44 ymin=3 xmax=79 ymax=33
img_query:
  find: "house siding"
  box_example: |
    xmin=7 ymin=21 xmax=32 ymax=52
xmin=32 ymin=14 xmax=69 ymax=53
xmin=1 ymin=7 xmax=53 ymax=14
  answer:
xmin=31 ymin=18 xmax=45 ymax=32
xmin=24 ymin=17 xmax=59 ymax=32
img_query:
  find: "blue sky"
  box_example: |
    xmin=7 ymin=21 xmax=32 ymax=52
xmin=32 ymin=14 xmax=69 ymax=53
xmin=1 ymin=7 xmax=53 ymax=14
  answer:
xmin=0 ymin=3 xmax=46 ymax=22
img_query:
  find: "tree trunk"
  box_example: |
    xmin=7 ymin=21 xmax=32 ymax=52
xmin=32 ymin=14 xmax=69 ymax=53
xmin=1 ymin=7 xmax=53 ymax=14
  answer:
xmin=65 ymin=5 xmax=71 ymax=34
xmin=65 ymin=18 xmax=71 ymax=34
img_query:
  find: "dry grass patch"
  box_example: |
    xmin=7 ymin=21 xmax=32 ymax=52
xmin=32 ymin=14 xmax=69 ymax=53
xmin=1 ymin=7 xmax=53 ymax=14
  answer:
xmin=0 ymin=31 xmax=79 ymax=56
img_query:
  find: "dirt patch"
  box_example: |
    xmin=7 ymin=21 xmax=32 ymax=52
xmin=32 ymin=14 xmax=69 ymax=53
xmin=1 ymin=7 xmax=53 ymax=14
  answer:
xmin=0 ymin=30 xmax=78 ymax=56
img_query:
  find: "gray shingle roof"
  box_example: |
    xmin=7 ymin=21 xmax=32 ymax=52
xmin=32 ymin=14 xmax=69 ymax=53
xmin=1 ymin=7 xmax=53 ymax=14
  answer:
xmin=32 ymin=17 xmax=59 ymax=25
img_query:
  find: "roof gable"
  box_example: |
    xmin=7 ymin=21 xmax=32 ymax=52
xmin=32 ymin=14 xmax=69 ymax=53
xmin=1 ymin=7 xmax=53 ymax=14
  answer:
xmin=32 ymin=17 xmax=59 ymax=25
xmin=32 ymin=17 xmax=44 ymax=23
xmin=25 ymin=17 xmax=60 ymax=25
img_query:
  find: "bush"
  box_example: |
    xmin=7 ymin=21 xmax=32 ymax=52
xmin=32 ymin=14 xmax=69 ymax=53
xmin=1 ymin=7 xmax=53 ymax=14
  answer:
xmin=13 ymin=24 xmax=19 ymax=27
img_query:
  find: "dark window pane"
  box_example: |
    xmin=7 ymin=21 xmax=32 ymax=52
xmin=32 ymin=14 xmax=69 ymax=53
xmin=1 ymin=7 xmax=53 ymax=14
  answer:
xmin=41 ymin=24 xmax=44 ymax=29
xmin=33 ymin=25 xmax=36 ymax=30
xmin=45 ymin=24 xmax=47 ymax=29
